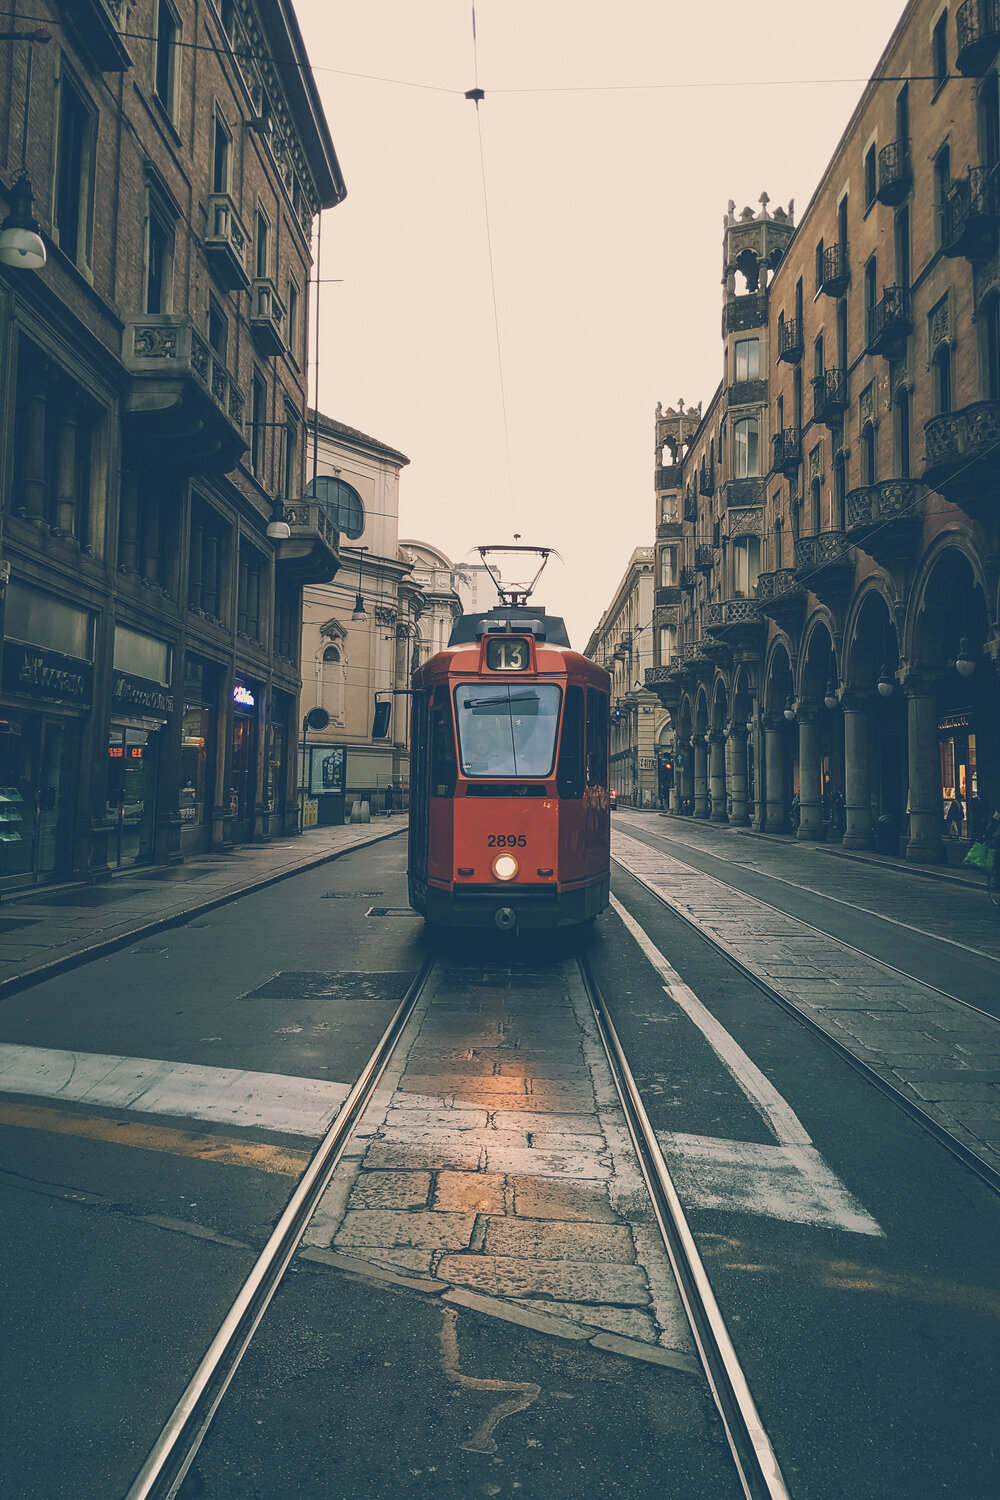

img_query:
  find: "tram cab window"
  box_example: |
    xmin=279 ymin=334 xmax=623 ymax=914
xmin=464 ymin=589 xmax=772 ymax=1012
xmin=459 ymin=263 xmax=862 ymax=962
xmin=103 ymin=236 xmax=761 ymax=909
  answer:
xmin=430 ymin=685 xmax=457 ymax=797
xmin=454 ymin=682 xmax=562 ymax=778
xmin=586 ymin=691 xmax=609 ymax=786
xmin=556 ymin=685 xmax=585 ymax=798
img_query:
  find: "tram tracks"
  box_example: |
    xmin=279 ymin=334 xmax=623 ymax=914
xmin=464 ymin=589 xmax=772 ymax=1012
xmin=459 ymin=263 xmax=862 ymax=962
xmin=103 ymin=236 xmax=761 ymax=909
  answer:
xmin=612 ymin=849 xmax=1000 ymax=1201
xmin=122 ymin=938 xmax=791 ymax=1500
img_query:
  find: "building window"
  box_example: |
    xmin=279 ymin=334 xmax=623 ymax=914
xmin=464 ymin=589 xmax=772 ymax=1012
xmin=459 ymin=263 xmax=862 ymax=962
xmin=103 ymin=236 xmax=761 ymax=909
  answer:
xmin=865 ymin=256 xmax=878 ymax=344
xmin=815 ymin=237 xmax=825 ymax=292
xmin=659 ymin=625 xmax=677 ymax=664
xmin=213 ymin=113 xmax=231 ymax=194
xmin=282 ymin=405 xmax=298 ymax=498
xmin=733 ymin=418 xmax=759 ymax=478
xmin=187 ymin=498 xmax=227 ymax=621
xmin=733 ymin=338 xmax=759 ymax=382
xmin=255 ymin=207 xmax=269 ymax=279
xmin=207 ymin=299 xmax=228 ymax=362
xmin=732 ymin=536 xmax=761 ymax=598
xmin=894 ymin=391 xmax=911 ymax=478
xmin=54 ymin=68 xmax=96 ymax=268
xmin=660 ymin=546 xmax=677 ymax=587
xmin=237 ymin=540 xmax=266 ymax=642
xmin=864 ymin=144 xmax=877 ymax=208
xmin=932 ymin=10 xmax=948 ymax=94
xmin=144 ymin=195 xmax=174 ymax=314
xmin=13 ymin=339 xmax=99 ymax=547
xmin=982 ymin=294 xmax=1000 ymax=399
xmin=304 ymin=475 xmax=365 ymax=538
xmin=251 ymin=370 xmax=267 ymax=478
xmin=809 ymin=476 xmax=822 ymax=534
xmin=932 ymin=343 xmax=952 ymax=414
xmin=834 ymin=452 xmax=846 ymax=528
xmin=934 ymin=145 xmax=951 ymax=247
xmin=895 ymin=206 xmax=911 ymax=291
xmin=896 ymin=81 xmax=910 ymax=144
xmin=287 ymin=277 xmax=299 ymax=356
xmin=861 ymin=424 xmax=877 ymax=486
xmin=660 ymin=491 xmax=677 ymax=524
xmin=154 ymin=0 xmax=179 ymax=117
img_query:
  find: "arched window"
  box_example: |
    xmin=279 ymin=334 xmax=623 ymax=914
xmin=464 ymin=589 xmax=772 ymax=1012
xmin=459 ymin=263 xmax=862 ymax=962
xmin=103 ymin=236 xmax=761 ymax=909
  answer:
xmin=932 ymin=343 xmax=952 ymax=415
xmin=860 ymin=424 xmax=877 ymax=487
xmin=732 ymin=536 xmax=761 ymax=598
xmin=734 ymin=418 xmax=759 ymax=478
xmin=304 ymin=475 xmax=365 ymax=539
xmin=319 ymin=643 xmax=346 ymax=726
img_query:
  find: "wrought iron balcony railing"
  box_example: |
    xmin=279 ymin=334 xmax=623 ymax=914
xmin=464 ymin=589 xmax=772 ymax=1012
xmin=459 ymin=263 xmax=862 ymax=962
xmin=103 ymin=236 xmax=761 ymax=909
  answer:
xmin=820 ymin=242 xmax=850 ymax=296
xmin=772 ymin=427 xmax=802 ymax=476
xmin=777 ymin=318 xmax=804 ymax=363
xmin=699 ymin=465 xmax=715 ymax=497
xmin=941 ymin=165 xmax=1000 ymax=259
xmin=866 ymin=286 xmax=912 ymax=358
xmin=956 ymin=0 xmax=1000 ymax=75
xmin=724 ymin=293 xmax=768 ymax=333
xmin=876 ymin=141 xmax=912 ymax=206
xmin=695 ymin=543 xmax=714 ymax=573
xmin=811 ymin=368 xmax=847 ymax=426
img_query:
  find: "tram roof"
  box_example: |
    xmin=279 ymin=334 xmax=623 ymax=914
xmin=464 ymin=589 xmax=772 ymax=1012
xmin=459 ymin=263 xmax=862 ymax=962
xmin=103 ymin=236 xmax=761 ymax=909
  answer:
xmin=447 ymin=607 xmax=570 ymax=648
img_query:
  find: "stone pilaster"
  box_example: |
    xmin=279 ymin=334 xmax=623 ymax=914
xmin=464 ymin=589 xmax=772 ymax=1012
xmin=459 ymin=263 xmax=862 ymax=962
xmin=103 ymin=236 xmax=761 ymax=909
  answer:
xmin=692 ymin=737 xmax=709 ymax=817
xmin=727 ymin=726 xmax=750 ymax=826
xmin=763 ymin=713 xmax=789 ymax=833
xmin=841 ymin=690 xmax=874 ymax=849
xmin=903 ymin=674 xmax=945 ymax=863
xmin=708 ymin=731 xmax=727 ymax=821
xmin=796 ymin=704 xmax=824 ymax=839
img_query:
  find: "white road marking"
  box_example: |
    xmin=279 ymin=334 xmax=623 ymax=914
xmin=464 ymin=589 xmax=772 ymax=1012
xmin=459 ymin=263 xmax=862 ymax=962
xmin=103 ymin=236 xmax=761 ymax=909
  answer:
xmin=609 ymin=894 xmax=884 ymax=1236
xmin=0 ymin=1043 xmax=350 ymax=1136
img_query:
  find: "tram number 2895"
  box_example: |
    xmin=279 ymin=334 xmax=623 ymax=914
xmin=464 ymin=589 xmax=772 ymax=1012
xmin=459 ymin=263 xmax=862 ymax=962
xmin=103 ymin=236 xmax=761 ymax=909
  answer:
xmin=487 ymin=834 xmax=527 ymax=847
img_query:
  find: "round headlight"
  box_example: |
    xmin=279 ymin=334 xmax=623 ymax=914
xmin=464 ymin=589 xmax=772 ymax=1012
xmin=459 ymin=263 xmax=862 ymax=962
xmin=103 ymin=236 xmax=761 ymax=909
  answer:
xmin=492 ymin=853 xmax=518 ymax=881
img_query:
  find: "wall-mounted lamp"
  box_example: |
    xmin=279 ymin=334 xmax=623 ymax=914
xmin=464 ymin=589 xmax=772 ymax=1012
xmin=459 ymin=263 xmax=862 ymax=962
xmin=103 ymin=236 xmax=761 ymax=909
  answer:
xmin=783 ymin=696 xmax=796 ymax=722
xmin=0 ymin=33 xmax=50 ymax=271
xmin=877 ymin=664 xmax=894 ymax=698
xmin=955 ymin=637 xmax=976 ymax=678
xmin=823 ymin=680 xmax=839 ymax=711
xmin=266 ymin=500 xmax=291 ymax=541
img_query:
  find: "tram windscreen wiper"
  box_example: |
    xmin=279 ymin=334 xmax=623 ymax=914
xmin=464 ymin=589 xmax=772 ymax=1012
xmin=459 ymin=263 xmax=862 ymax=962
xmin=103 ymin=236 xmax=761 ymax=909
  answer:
xmin=454 ymin=683 xmax=563 ymax=778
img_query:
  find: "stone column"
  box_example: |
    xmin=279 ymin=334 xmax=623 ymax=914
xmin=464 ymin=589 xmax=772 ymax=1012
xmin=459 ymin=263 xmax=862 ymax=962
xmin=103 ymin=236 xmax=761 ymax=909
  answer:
xmin=727 ymin=726 xmax=750 ymax=826
xmin=904 ymin=675 xmax=945 ymax=863
xmin=692 ymin=736 xmax=709 ymax=817
xmin=119 ymin=474 xmax=140 ymax=573
xmin=842 ymin=691 xmax=874 ymax=849
xmin=763 ymin=713 xmax=789 ymax=832
xmin=796 ymin=705 xmax=823 ymax=839
xmin=709 ymin=731 xmax=727 ymax=820
xmin=143 ymin=489 xmax=161 ymax=586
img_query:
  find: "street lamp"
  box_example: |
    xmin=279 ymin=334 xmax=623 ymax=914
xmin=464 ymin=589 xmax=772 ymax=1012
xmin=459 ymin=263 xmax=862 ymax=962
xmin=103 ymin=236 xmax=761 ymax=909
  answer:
xmin=955 ymin=637 xmax=976 ymax=678
xmin=0 ymin=32 xmax=50 ymax=271
xmin=783 ymin=696 xmax=796 ymax=722
xmin=877 ymin=664 xmax=894 ymax=697
xmin=266 ymin=499 xmax=291 ymax=540
xmin=351 ymin=546 xmax=369 ymax=622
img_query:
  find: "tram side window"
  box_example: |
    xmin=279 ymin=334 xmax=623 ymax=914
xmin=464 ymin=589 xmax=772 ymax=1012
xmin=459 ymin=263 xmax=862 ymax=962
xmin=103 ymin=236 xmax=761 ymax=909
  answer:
xmin=556 ymin=685 xmax=585 ymax=798
xmin=430 ymin=686 xmax=457 ymax=797
xmin=586 ymin=691 xmax=609 ymax=787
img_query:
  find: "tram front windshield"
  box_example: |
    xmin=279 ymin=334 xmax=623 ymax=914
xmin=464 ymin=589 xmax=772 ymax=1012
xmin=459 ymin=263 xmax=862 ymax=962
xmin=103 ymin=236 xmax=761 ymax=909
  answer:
xmin=454 ymin=683 xmax=562 ymax=778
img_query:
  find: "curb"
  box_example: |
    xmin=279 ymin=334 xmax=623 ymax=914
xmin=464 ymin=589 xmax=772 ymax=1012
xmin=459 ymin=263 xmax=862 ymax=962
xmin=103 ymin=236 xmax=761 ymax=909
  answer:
xmin=0 ymin=823 xmax=408 ymax=1003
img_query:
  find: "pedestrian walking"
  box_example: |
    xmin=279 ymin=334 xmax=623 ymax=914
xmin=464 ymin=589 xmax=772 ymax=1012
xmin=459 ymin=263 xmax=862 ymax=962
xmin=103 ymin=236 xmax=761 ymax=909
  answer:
xmin=945 ymin=796 xmax=964 ymax=838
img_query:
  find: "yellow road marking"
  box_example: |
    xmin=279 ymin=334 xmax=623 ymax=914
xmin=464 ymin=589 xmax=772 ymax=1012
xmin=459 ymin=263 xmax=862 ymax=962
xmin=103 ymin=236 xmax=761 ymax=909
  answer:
xmin=0 ymin=1099 xmax=312 ymax=1177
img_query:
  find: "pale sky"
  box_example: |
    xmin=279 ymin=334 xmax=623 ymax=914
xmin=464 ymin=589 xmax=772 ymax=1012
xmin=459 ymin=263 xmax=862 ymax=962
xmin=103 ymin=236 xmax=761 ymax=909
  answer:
xmin=295 ymin=0 xmax=908 ymax=652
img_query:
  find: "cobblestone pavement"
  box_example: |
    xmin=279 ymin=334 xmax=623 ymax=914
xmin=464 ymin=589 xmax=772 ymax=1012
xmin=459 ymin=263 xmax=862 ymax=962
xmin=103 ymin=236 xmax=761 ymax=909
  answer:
xmin=612 ymin=822 xmax=1000 ymax=1176
xmin=0 ymin=820 xmax=407 ymax=994
xmin=303 ymin=957 xmax=699 ymax=1369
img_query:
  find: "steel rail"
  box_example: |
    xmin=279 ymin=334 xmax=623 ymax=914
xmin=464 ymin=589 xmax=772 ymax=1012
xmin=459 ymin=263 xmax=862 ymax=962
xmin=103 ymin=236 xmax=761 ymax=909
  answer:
xmin=123 ymin=956 xmax=436 ymax=1500
xmin=578 ymin=957 xmax=793 ymax=1500
xmin=614 ymin=857 xmax=1000 ymax=1199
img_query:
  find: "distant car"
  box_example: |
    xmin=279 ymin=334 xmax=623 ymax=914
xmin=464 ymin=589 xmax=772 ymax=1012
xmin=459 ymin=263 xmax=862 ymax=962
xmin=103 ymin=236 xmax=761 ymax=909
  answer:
xmin=609 ymin=788 xmax=617 ymax=811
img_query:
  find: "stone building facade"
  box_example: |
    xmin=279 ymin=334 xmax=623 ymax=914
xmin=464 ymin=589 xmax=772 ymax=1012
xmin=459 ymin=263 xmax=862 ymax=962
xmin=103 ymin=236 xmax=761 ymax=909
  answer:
xmin=0 ymin=0 xmax=344 ymax=887
xmin=585 ymin=547 xmax=670 ymax=807
xmin=646 ymin=0 xmax=1000 ymax=861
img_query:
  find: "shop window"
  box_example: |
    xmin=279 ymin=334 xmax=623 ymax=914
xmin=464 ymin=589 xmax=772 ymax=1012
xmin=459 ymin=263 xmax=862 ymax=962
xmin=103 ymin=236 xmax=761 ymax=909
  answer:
xmin=180 ymin=702 xmax=212 ymax=833
xmin=237 ymin=539 xmax=266 ymax=642
xmin=265 ymin=698 xmax=290 ymax=814
xmin=54 ymin=65 xmax=96 ymax=269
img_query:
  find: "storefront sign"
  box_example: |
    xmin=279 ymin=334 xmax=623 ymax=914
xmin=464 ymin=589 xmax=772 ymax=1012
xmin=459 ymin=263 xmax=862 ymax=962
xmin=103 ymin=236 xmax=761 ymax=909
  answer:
xmin=233 ymin=683 xmax=256 ymax=710
xmin=112 ymin=673 xmax=173 ymax=716
xmin=2 ymin=642 xmax=93 ymax=706
xmin=638 ymin=756 xmax=655 ymax=770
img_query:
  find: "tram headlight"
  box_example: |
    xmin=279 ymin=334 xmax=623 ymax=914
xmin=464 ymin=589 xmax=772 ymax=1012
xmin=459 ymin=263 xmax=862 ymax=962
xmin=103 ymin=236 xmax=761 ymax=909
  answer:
xmin=492 ymin=853 xmax=518 ymax=881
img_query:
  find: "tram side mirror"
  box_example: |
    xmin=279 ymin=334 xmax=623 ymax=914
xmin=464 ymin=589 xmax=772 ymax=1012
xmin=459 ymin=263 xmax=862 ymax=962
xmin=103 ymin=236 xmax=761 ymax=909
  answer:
xmin=372 ymin=700 xmax=391 ymax=739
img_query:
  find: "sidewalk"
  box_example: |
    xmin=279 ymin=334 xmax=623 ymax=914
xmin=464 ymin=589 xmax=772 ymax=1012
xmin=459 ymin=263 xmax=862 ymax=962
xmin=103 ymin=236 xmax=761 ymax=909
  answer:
xmin=0 ymin=819 xmax=408 ymax=999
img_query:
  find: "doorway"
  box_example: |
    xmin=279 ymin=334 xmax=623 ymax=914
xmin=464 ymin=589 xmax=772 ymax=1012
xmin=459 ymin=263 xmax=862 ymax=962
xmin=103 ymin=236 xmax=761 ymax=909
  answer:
xmin=107 ymin=725 xmax=157 ymax=868
xmin=0 ymin=714 xmax=76 ymax=887
xmin=230 ymin=711 xmax=257 ymax=843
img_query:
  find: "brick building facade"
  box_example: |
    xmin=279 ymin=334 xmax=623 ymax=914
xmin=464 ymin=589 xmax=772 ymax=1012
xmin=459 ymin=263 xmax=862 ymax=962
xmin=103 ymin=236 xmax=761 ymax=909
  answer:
xmin=647 ymin=0 xmax=1000 ymax=862
xmin=0 ymin=0 xmax=343 ymax=887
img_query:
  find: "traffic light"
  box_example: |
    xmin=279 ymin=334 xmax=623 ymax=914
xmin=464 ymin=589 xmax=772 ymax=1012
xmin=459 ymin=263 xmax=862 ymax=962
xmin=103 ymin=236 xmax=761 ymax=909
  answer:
xmin=371 ymin=699 xmax=391 ymax=739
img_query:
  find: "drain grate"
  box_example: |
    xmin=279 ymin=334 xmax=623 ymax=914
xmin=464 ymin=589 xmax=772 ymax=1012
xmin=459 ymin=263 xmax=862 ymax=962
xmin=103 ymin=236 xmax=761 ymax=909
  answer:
xmin=321 ymin=890 xmax=385 ymax=900
xmin=366 ymin=906 xmax=418 ymax=918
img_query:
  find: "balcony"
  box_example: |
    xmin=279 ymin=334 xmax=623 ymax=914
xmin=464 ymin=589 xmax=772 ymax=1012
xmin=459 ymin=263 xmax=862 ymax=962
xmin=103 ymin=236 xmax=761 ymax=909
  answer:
xmin=250 ymin=277 xmax=287 ymax=356
xmin=723 ymin=477 xmax=762 ymax=508
xmin=812 ymin=367 xmax=847 ymax=428
xmin=956 ymin=0 xmax=1000 ymax=74
xmin=924 ymin=401 xmax=1000 ymax=514
xmin=725 ymin=294 xmax=768 ymax=333
xmin=877 ymin=141 xmax=912 ymax=206
xmin=695 ymin=543 xmax=714 ymax=574
xmin=122 ymin=318 xmax=246 ymax=474
xmin=699 ymin=465 xmax=715 ymax=497
xmin=679 ymin=566 xmax=697 ymax=592
xmin=846 ymin=480 xmax=922 ymax=563
xmin=644 ymin=664 xmax=683 ymax=707
xmin=657 ymin=519 xmax=684 ymax=541
xmin=655 ymin=464 xmax=681 ymax=490
xmin=728 ymin=378 xmax=768 ymax=408
xmin=793 ymin=531 xmax=854 ymax=605
xmin=772 ymin=428 xmax=802 ymax=477
xmin=655 ymin=585 xmax=681 ymax=608
xmin=275 ymin=501 xmax=340 ymax=585
xmin=705 ymin=597 xmax=765 ymax=649
xmin=941 ymin=166 xmax=1000 ymax=260
xmin=865 ymin=286 xmax=912 ymax=358
xmin=820 ymin=242 xmax=850 ymax=297
xmin=204 ymin=194 xmax=252 ymax=292
xmin=683 ymin=488 xmax=698 ymax=522
xmin=777 ymin=318 xmax=804 ymax=364
xmin=755 ymin=568 xmax=806 ymax=630
xmin=62 ymin=0 xmax=132 ymax=70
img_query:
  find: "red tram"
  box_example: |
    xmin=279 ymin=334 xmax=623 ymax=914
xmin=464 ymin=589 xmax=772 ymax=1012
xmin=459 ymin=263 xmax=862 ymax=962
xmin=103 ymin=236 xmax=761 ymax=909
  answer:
xmin=408 ymin=602 xmax=611 ymax=932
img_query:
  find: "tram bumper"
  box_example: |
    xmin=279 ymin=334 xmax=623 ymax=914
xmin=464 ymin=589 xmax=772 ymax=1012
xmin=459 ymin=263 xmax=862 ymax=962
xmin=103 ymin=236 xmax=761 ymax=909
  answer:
xmin=423 ymin=880 xmax=608 ymax=930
